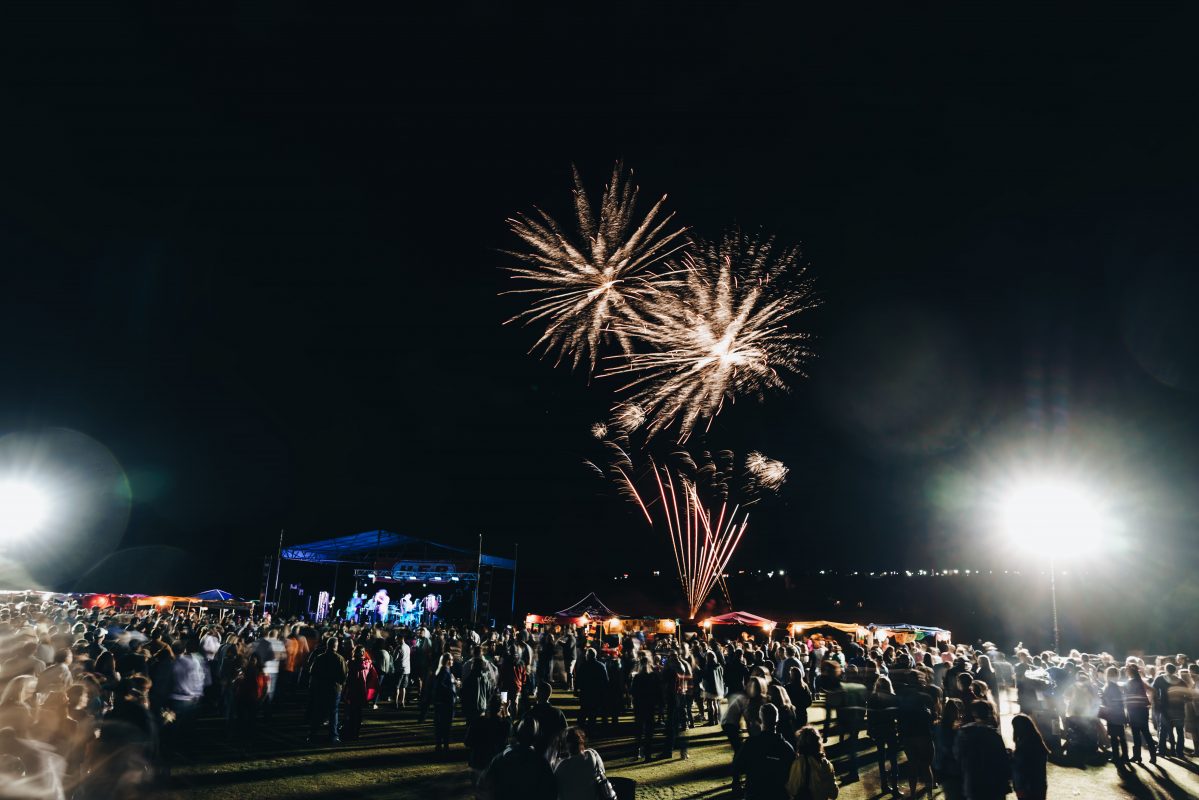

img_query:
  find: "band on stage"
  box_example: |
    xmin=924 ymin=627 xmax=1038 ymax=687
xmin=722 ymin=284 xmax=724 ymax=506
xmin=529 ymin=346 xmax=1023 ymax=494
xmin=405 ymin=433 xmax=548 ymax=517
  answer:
xmin=342 ymin=588 xmax=441 ymax=626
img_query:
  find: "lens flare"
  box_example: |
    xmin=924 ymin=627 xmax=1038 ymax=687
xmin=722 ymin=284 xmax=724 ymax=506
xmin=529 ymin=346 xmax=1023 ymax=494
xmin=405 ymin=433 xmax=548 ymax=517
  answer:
xmin=502 ymin=163 xmax=689 ymax=372
xmin=0 ymin=480 xmax=49 ymax=542
xmin=604 ymin=231 xmax=818 ymax=440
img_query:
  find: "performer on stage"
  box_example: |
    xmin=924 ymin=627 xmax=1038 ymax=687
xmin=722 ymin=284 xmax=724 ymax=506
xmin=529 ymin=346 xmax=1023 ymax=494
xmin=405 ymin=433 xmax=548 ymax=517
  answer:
xmin=398 ymin=593 xmax=417 ymax=626
xmin=374 ymin=588 xmax=390 ymax=624
xmin=346 ymin=591 xmax=362 ymax=622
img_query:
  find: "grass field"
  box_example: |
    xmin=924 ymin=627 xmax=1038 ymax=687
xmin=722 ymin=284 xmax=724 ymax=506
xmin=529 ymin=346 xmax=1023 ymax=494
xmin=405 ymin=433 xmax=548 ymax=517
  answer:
xmin=159 ymin=689 xmax=1199 ymax=800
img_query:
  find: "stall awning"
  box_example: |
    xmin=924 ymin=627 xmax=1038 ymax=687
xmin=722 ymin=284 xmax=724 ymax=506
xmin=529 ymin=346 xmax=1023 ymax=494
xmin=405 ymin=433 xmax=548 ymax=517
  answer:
xmin=788 ymin=620 xmax=863 ymax=635
xmin=702 ymin=611 xmax=777 ymax=629
xmin=553 ymin=592 xmax=620 ymax=619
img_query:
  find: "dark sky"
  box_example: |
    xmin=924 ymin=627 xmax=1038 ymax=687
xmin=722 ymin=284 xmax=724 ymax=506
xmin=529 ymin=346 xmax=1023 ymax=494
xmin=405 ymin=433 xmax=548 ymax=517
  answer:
xmin=3 ymin=3 xmax=1199 ymax=609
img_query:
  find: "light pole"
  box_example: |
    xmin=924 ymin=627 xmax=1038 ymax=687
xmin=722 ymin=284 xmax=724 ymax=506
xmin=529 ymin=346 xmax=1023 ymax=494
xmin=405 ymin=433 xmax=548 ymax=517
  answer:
xmin=1000 ymin=476 xmax=1109 ymax=654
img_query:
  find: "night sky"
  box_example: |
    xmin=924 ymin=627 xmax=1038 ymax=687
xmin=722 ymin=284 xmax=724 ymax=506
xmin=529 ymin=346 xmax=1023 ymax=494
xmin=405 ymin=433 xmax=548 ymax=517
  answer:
xmin=3 ymin=4 xmax=1199 ymax=641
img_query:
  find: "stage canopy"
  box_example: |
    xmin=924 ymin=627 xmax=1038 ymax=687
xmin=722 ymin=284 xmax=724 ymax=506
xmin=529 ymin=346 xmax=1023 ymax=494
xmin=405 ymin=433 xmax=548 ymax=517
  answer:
xmin=702 ymin=610 xmax=777 ymax=629
xmin=280 ymin=530 xmax=516 ymax=573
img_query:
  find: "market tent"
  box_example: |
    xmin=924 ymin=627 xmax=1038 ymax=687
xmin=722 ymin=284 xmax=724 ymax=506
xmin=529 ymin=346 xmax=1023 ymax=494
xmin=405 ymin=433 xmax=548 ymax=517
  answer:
xmin=553 ymin=593 xmax=620 ymax=619
xmin=787 ymin=620 xmax=864 ymax=636
xmin=868 ymin=623 xmax=952 ymax=643
xmin=133 ymin=595 xmax=196 ymax=608
xmin=193 ymin=589 xmax=241 ymax=602
xmin=701 ymin=611 xmax=777 ymax=630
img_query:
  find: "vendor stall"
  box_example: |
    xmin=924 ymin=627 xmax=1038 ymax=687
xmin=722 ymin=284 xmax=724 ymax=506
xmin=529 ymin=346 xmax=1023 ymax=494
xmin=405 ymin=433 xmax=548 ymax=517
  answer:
xmin=525 ymin=593 xmax=679 ymax=641
xmin=787 ymin=620 xmax=871 ymax=645
xmin=868 ymin=622 xmax=953 ymax=645
xmin=699 ymin=610 xmax=778 ymax=635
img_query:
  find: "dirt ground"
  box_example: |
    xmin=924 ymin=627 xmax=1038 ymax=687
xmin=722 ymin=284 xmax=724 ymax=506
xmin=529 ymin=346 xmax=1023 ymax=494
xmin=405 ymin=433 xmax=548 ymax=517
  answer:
xmin=161 ymin=688 xmax=1199 ymax=800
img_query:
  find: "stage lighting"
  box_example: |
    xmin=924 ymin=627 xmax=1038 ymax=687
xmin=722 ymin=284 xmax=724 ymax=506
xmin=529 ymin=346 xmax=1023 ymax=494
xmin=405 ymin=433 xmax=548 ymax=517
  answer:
xmin=0 ymin=479 xmax=50 ymax=543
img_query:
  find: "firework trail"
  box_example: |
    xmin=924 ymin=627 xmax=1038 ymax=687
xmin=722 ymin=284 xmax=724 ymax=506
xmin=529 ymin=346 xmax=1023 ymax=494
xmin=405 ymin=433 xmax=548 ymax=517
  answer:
xmin=604 ymin=230 xmax=818 ymax=440
xmin=592 ymin=440 xmax=786 ymax=618
xmin=502 ymin=163 xmax=689 ymax=372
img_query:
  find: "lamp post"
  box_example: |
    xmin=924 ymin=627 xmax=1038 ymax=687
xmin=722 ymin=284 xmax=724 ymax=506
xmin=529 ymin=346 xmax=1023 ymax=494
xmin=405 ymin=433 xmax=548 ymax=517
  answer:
xmin=1000 ymin=477 xmax=1109 ymax=655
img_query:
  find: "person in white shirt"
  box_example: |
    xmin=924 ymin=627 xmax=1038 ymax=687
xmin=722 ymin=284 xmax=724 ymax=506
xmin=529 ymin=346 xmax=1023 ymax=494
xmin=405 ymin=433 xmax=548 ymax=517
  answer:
xmin=395 ymin=638 xmax=412 ymax=709
xmin=200 ymin=627 xmax=221 ymax=662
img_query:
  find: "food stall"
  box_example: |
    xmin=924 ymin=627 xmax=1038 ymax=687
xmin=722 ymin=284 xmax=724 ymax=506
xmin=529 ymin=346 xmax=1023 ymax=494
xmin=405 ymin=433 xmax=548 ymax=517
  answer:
xmin=698 ymin=610 xmax=778 ymax=640
xmin=867 ymin=622 xmax=953 ymax=646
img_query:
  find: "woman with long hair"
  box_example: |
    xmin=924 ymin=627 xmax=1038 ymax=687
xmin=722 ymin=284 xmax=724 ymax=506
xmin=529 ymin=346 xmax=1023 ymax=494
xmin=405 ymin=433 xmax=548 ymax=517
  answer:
xmin=769 ymin=682 xmax=800 ymax=744
xmin=974 ymin=655 xmax=1000 ymax=712
xmin=786 ymin=725 xmax=839 ymax=800
xmin=432 ymin=651 xmax=459 ymax=753
xmin=1011 ymin=713 xmax=1050 ymax=800
xmin=343 ymin=645 xmax=379 ymax=741
xmin=554 ymin=726 xmax=615 ymax=800
xmin=700 ymin=649 xmax=726 ymax=726
xmin=1123 ymin=662 xmax=1156 ymax=764
xmin=934 ymin=697 xmax=966 ymax=800
xmin=0 ymin=676 xmax=37 ymax=737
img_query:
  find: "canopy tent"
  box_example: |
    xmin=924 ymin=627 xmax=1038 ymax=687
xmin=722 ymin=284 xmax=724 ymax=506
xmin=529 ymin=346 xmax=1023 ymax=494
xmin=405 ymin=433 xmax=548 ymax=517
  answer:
xmin=281 ymin=530 xmax=515 ymax=571
xmin=868 ymin=623 xmax=953 ymax=644
xmin=554 ymin=593 xmax=620 ymax=619
xmin=787 ymin=620 xmax=868 ymax=637
xmin=700 ymin=611 xmax=777 ymax=631
xmin=193 ymin=589 xmax=241 ymax=602
xmin=133 ymin=595 xmax=196 ymax=608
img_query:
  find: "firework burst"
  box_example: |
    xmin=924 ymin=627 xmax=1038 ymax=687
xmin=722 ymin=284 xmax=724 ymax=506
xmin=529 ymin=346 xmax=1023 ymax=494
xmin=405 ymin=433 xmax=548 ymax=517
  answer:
xmin=746 ymin=451 xmax=788 ymax=491
xmin=502 ymin=163 xmax=689 ymax=372
xmin=604 ymin=231 xmax=818 ymax=440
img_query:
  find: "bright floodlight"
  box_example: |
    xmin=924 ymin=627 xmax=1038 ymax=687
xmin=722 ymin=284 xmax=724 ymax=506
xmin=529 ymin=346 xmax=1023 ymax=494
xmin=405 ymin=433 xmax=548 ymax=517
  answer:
xmin=0 ymin=480 xmax=50 ymax=542
xmin=1000 ymin=477 xmax=1108 ymax=557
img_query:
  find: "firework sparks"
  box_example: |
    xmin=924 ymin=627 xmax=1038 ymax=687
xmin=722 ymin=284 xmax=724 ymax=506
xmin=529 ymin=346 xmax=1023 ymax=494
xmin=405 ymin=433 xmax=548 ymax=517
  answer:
xmin=746 ymin=451 xmax=788 ymax=491
xmin=613 ymin=403 xmax=646 ymax=433
xmin=591 ymin=445 xmax=775 ymax=619
xmin=590 ymin=422 xmax=608 ymax=440
xmin=604 ymin=231 xmax=817 ymax=440
xmin=502 ymin=163 xmax=689 ymax=372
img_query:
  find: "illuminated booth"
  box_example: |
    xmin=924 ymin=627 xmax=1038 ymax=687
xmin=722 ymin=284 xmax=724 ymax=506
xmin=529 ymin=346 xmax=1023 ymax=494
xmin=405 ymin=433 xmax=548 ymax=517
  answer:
xmin=699 ymin=610 xmax=778 ymax=636
xmin=867 ymin=623 xmax=953 ymax=645
xmin=787 ymin=620 xmax=871 ymax=645
xmin=525 ymin=593 xmax=679 ymax=639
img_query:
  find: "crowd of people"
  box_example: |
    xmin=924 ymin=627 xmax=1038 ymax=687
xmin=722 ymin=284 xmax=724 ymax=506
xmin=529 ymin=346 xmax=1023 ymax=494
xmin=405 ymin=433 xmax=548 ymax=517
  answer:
xmin=2 ymin=593 xmax=1199 ymax=800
